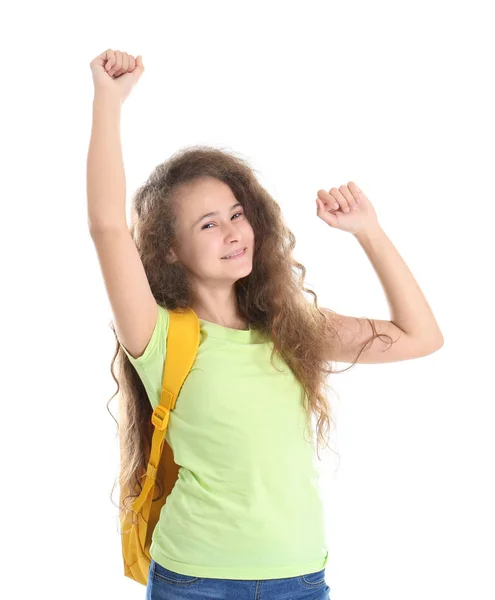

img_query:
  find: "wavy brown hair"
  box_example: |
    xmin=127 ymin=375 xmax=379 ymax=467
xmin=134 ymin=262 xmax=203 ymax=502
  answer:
xmin=107 ymin=145 xmax=390 ymax=525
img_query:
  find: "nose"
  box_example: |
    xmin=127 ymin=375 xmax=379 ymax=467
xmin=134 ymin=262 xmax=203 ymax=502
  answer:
xmin=223 ymin=221 xmax=241 ymax=241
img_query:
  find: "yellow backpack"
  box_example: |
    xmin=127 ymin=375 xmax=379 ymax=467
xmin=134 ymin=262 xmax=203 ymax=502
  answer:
xmin=119 ymin=307 xmax=200 ymax=586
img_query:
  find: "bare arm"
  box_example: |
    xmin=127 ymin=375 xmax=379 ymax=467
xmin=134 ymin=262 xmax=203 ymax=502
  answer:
xmin=86 ymin=90 xmax=158 ymax=359
xmin=86 ymin=93 xmax=127 ymax=230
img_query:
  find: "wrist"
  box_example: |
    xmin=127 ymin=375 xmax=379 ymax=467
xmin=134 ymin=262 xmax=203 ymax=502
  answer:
xmin=93 ymin=91 xmax=123 ymax=109
xmin=354 ymin=222 xmax=383 ymax=242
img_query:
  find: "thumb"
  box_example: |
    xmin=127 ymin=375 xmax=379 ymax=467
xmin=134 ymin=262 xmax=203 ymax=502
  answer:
xmin=127 ymin=55 xmax=145 ymax=84
xmin=132 ymin=55 xmax=144 ymax=84
xmin=135 ymin=55 xmax=145 ymax=73
xmin=316 ymin=198 xmax=338 ymax=225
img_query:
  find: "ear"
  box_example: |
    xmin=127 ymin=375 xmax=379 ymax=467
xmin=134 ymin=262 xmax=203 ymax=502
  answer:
xmin=166 ymin=248 xmax=179 ymax=264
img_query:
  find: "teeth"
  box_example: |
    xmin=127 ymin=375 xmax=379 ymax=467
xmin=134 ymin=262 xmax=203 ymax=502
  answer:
xmin=224 ymin=248 xmax=245 ymax=259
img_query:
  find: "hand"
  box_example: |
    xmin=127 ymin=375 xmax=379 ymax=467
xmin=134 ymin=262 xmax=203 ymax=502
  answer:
xmin=89 ymin=49 xmax=145 ymax=104
xmin=316 ymin=181 xmax=379 ymax=235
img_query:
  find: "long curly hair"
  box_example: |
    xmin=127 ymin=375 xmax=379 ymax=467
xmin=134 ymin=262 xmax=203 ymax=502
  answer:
xmin=107 ymin=145 xmax=387 ymax=525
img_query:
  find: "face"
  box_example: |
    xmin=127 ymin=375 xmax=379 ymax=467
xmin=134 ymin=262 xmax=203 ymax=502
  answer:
xmin=169 ymin=177 xmax=255 ymax=286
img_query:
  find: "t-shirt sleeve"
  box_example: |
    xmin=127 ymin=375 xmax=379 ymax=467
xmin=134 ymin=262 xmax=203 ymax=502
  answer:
xmin=119 ymin=303 xmax=170 ymax=410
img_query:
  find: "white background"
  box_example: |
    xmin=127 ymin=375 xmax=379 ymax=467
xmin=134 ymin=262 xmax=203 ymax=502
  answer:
xmin=1 ymin=1 xmax=494 ymax=599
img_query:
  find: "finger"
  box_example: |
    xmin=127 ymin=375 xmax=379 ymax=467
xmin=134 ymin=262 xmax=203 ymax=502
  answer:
xmin=128 ymin=55 xmax=136 ymax=71
xmin=110 ymin=50 xmax=122 ymax=77
xmin=110 ymin=49 xmax=121 ymax=74
xmin=329 ymin=187 xmax=350 ymax=213
xmin=347 ymin=181 xmax=362 ymax=203
xmin=121 ymin=52 xmax=130 ymax=73
xmin=105 ymin=48 xmax=115 ymax=71
xmin=339 ymin=185 xmax=356 ymax=210
xmin=316 ymin=197 xmax=338 ymax=217
xmin=116 ymin=50 xmax=125 ymax=75
xmin=317 ymin=189 xmax=339 ymax=211
xmin=317 ymin=199 xmax=338 ymax=225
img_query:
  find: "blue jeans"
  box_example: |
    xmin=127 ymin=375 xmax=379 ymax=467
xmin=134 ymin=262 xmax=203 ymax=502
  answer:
xmin=146 ymin=559 xmax=331 ymax=599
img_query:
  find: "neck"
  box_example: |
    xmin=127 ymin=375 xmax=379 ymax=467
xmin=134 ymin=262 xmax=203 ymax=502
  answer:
xmin=194 ymin=310 xmax=248 ymax=330
xmin=190 ymin=286 xmax=246 ymax=329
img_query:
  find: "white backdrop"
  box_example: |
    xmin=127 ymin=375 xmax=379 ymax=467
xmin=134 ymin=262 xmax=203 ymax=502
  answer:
xmin=2 ymin=1 xmax=494 ymax=599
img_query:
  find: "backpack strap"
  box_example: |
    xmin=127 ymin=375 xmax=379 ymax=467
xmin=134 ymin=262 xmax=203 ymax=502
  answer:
xmin=132 ymin=307 xmax=200 ymax=513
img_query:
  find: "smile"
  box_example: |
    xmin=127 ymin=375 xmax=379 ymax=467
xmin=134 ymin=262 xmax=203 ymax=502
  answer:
xmin=221 ymin=247 xmax=247 ymax=260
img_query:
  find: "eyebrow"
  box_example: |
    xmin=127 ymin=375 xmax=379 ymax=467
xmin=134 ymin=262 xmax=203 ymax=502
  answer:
xmin=192 ymin=203 xmax=243 ymax=228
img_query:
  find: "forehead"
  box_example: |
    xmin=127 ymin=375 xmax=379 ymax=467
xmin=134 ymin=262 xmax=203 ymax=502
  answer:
xmin=180 ymin=177 xmax=233 ymax=202
xmin=177 ymin=177 xmax=238 ymax=220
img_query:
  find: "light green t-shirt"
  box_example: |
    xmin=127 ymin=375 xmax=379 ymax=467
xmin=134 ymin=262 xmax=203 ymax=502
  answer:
xmin=119 ymin=303 xmax=329 ymax=580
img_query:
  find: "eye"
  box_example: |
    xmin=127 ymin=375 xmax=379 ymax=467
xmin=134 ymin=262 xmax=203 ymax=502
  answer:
xmin=202 ymin=212 xmax=243 ymax=230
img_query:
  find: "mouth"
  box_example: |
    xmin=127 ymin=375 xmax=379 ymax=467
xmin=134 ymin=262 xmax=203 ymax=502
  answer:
xmin=221 ymin=247 xmax=247 ymax=260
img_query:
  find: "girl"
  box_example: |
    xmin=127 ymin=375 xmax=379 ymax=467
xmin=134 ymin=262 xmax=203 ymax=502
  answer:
xmin=87 ymin=49 xmax=443 ymax=600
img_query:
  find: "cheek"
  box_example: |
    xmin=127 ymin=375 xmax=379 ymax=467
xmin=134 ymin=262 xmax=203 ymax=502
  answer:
xmin=197 ymin=237 xmax=222 ymax=259
xmin=247 ymin=223 xmax=255 ymax=244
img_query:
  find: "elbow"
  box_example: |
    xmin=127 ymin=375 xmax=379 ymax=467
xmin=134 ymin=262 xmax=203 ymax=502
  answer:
xmin=424 ymin=335 xmax=444 ymax=355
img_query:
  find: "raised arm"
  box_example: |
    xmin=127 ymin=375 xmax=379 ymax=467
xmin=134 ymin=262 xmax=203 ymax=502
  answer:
xmin=87 ymin=50 xmax=157 ymax=359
